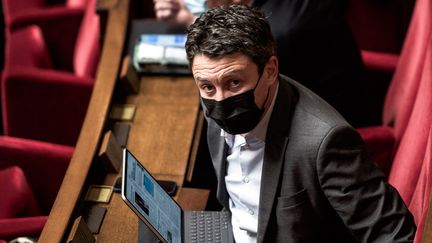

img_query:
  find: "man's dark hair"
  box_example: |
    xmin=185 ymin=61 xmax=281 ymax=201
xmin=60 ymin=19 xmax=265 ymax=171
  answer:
xmin=185 ymin=5 xmax=276 ymax=74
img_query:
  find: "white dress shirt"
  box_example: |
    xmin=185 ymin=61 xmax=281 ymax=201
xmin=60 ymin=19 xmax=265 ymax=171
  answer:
xmin=222 ymin=84 xmax=278 ymax=243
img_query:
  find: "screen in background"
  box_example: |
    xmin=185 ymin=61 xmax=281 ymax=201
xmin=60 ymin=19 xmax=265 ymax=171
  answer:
xmin=140 ymin=34 xmax=186 ymax=47
xmin=134 ymin=34 xmax=188 ymax=66
xmin=124 ymin=151 xmax=182 ymax=243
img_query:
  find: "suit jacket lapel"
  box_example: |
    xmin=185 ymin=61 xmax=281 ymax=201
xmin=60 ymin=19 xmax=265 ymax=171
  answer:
xmin=257 ymin=77 xmax=297 ymax=243
xmin=207 ymin=119 xmax=230 ymax=208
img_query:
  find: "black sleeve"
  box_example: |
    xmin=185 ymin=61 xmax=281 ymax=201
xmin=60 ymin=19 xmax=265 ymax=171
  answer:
xmin=317 ymin=125 xmax=416 ymax=242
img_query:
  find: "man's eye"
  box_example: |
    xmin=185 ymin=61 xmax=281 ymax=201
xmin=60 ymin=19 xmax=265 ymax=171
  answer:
xmin=202 ymin=85 xmax=215 ymax=93
xmin=230 ymin=80 xmax=241 ymax=88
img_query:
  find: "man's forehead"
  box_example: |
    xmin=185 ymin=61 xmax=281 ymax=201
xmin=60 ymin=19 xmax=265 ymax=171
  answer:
xmin=191 ymin=53 xmax=256 ymax=79
xmin=192 ymin=52 xmax=251 ymax=63
xmin=192 ymin=53 xmax=253 ymax=70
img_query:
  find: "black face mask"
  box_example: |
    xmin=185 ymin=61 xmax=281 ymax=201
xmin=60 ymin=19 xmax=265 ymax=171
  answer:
xmin=201 ymin=75 xmax=267 ymax=134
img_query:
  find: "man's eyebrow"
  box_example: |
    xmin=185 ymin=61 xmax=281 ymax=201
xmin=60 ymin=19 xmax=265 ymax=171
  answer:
xmin=223 ymin=69 xmax=244 ymax=77
xmin=194 ymin=76 xmax=210 ymax=83
xmin=194 ymin=69 xmax=245 ymax=83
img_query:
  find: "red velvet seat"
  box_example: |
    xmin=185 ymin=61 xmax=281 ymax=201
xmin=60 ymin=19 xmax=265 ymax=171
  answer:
xmin=0 ymin=136 xmax=73 ymax=240
xmin=2 ymin=0 xmax=87 ymax=28
xmin=5 ymin=25 xmax=53 ymax=70
xmin=4 ymin=0 xmax=100 ymax=78
xmin=355 ymin=0 xmax=431 ymax=176
xmin=1 ymin=0 xmax=100 ymax=146
xmin=5 ymin=12 xmax=81 ymax=74
xmin=0 ymin=166 xmax=46 ymax=240
xmin=1 ymin=67 xmax=93 ymax=146
xmin=0 ymin=166 xmax=40 ymax=218
xmin=348 ymin=0 xmax=411 ymax=54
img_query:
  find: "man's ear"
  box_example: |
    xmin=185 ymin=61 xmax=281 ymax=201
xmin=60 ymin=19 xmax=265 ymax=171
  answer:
xmin=264 ymin=56 xmax=279 ymax=85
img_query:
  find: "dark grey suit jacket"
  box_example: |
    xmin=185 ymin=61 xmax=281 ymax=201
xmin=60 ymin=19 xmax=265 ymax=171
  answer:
xmin=205 ymin=75 xmax=416 ymax=243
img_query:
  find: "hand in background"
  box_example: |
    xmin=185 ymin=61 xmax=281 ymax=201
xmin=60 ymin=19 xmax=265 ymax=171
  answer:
xmin=153 ymin=0 xmax=196 ymax=26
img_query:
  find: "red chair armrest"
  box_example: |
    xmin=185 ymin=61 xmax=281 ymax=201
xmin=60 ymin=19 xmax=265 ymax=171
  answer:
xmin=357 ymin=125 xmax=395 ymax=176
xmin=361 ymin=50 xmax=399 ymax=72
xmin=0 ymin=136 xmax=73 ymax=214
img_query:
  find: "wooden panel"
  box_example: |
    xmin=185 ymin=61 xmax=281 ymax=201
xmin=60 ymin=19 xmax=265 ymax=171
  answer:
xmin=127 ymin=76 xmax=200 ymax=186
xmin=39 ymin=0 xmax=130 ymax=241
xmin=96 ymin=194 xmax=138 ymax=242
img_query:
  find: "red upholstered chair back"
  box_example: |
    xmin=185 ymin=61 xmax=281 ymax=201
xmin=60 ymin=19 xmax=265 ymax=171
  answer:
xmin=2 ymin=0 xmax=88 ymax=26
xmin=386 ymin=8 xmax=432 ymax=236
xmin=0 ymin=136 xmax=73 ymax=214
xmin=4 ymin=25 xmax=53 ymax=69
xmin=0 ymin=136 xmax=72 ymax=240
xmin=387 ymin=38 xmax=432 ymax=240
xmin=0 ymin=166 xmax=41 ymax=218
xmin=2 ymin=0 xmax=49 ymax=21
xmin=388 ymin=26 xmax=432 ymax=206
xmin=408 ymin=126 xmax=432 ymax=243
xmin=3 ymin=0 xmax=74 ymax=13
xmin=3 ymin=0 xmax=99 ymax=78
xmin=382 ymin=0 xmax=432 ymax=146
xmin=73 ymin=0 xmax=100 ymax=77
xmin=347 ymin=0 xmax=410 ymax=54
xmin=1 ymin=67 xmax=94 ymax=146
xmin=1 ymin=0 xmax=99 ymax=145
xmin=4 ymin=14 xmax=82 ymax=73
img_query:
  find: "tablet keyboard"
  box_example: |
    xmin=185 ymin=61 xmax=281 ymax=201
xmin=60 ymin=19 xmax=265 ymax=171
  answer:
xmin=185 ymin=211 xmax=232 ymax=243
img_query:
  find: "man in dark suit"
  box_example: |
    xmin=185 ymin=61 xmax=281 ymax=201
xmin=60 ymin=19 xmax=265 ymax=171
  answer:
xmin=185 ymin=5 xmax=416 ymax=243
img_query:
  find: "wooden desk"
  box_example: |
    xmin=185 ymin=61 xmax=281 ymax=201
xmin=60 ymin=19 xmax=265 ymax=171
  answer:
xmin=126 ymin=76 xmax=200 ymax=186
xmin=95 ymin=187 xmax=209 ymax=242
xmin=39 ymin=0 xmax=207 ymax=241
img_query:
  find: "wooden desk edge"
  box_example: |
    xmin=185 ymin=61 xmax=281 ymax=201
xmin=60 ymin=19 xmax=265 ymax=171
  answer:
xmin=39 ymin=0 xmax=130 ymax=242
